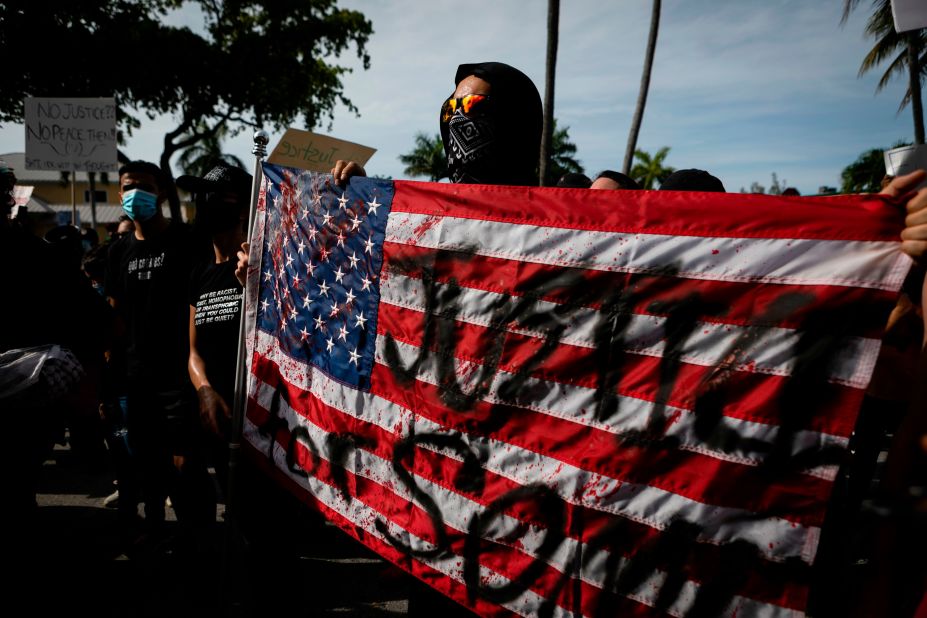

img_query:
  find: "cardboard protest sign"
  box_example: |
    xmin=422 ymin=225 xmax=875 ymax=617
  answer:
xmin=24 ymin=98 xmax=118 ymax=172
xmin=267 ymin=128 xmax=376 ymax=173
xmin=891 ymin=0 xmax=927 ymax=33
xmin=884 ymin=144 xmax=927 ymax=191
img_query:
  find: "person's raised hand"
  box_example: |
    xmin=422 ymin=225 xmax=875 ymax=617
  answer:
xmin=881 ymin=170 xmax=927 ymax=265
xmin=331 ymin=160 xmax=366 ymax=186
xmin=235 ymin=242 xmax=249 ymax=288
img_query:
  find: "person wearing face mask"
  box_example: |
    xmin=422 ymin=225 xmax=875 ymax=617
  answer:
xmin=104 ymin=160 xmax=214 ymax=551
xmin=329 ymin=61 xmax=542 ymax=188
xmin=179 ymin=164 xmax=251 ymax=483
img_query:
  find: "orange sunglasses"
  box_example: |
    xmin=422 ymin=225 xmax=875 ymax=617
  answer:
xmin=440 ymin=94 xmax=490 ymax=123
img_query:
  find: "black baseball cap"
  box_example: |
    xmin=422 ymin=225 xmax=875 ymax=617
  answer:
xmin=176 ymin=163 xmax=252 ymax=198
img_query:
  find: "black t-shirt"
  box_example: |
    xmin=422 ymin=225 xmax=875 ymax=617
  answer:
xmin=105 ymin=221 xmax=195 ymax=390
xmin=188 ymin=259 xmax=242 ymax=403
xmin=0 ymin=225 xmax=113 ymax=361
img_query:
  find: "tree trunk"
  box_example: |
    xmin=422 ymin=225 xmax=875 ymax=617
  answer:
xmin=623 ymin=0 xmax=661 ymax=175
xmin=539 ymin=0 xmax=560 ymax=186
xmin=908 ymin=34 xmax=925 ymax=145
xmin=161 ymin=131 xmax=183 ymax=222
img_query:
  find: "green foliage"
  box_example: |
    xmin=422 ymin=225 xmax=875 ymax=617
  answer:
xmin=0 ymin=1 xmax=372 ymax=173
xmin=398 ymin=133 xmax=447 ymax=181
xmin=842 ymin=0 xmax=926 ymax=112
xmin=542 ymin=120 xmax=584 ymax=186
xmin=840 ymin=145 xmax=902 ymax=193
xmin=630 ymin=147 xmax=674 ymax=190
xmin=176 ymin=122 xmax=245 ymax=177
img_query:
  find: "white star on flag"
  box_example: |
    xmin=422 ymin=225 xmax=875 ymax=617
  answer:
xmin=337 ymin=231 xmax=346 ymax=247
xmin=264 ymin=270 xmax=273 ymax=282
xmin=354 ymin=313 xmax=367 ymax=330
xmin=338 ymin=324 xmax=349 ymax=341
xmin=292 ymin=273 xmax=301 ymax=287
xmin=348 ymin=252 xmax=360 ymax=269
xmin=348 ymin=348 xmax=360 ymax=366
xmin=363 ymin=237 xmax=374 ymax=255
xmin=297 ymin=239 xmax=306 ymax=254
xmin=286 ymin=253 xmax=294 ymax=267
xmin=367 ymin=196 xmax=380 ymax=215
xmin=302 ymin=294 xmax=312 ymax=308
xmin=308 ymin=226 xmax=318 ymax=241
xmin=306 ymin=261 xmax=316 ymax=276
xmin=300 ymin=327 xmax=310 ymax=342
xmin=345 ymin=288 xmax=356 ymax=304
xmin=338 ymin=192 xmax=348 ymax=210
xmin=289 ymin=307 xmax=297 ymax=320
xmin=329 ymin=303 xmax=340 ymax=318
xmin=322 ymin=212 xmax=333 ymax=226
xmin=360 ymin=275 xmax=372 ymax=291
xmin=325 ymin=336 xmax=334 ymax=352
xmin=313 ymin=315 xmax=325 ymax=330
xmin=350 ymin=214 xmax=361 ymax=231
xmin=260 ymin=298 xmax=269 ymax=312
xmin=318 ymin=280 xmax=330 ymax=297
xmin=334 ymin=266 xmax=345 ymax=283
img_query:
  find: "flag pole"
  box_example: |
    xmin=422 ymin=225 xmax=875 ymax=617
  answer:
xmin=222 ymin=128 xmax=268 ymax=614
xmin=228 ymin=128 xmax=268 ymax=518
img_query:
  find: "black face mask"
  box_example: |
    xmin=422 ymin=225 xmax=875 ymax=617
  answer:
xmin=442 ymin=107 xmax=501 ymax=184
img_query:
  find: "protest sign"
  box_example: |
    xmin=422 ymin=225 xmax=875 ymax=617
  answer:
xmin=267 ymin=128 xmax=376 ymax=173
xmin=24 ymin=97 xmax=118 ymax=172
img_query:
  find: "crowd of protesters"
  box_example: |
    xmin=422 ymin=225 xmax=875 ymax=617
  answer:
xmin=2 ymin=59 xmax=927 ymax=616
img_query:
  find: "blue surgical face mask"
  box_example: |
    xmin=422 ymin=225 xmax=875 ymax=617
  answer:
xmin=122 ymin=189 xmax=159 ymax=222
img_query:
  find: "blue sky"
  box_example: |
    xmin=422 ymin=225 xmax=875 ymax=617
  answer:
xmin=0 ymin=0 xmax=916 ymax=195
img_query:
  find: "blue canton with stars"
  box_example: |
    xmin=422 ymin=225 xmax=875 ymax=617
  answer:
xmin=257 ymin=163 xmax=392 ymax=390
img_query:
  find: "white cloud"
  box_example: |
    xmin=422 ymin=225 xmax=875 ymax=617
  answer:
xmin=0 ymin=0 xmax=914 ymax=195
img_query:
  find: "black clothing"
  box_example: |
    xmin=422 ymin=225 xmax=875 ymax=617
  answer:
xmin=441 ymin=61 xmax=542 ymax=186
xmin=188 ymin=259 xmax=243 ymax=403
xmin=105 ymin=221 xmax=195 ymax=391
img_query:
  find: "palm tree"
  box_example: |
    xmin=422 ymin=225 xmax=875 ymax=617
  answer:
xmin=623 ymin=0 xmax=662 ymax=174
xmin=842 ymin=0 xmax=925 ymax=144
xmin=630 ymin=147 xmax=674 ymax=190
xmin=539 ymin=0 xmax=560 ymax=186
xmin=543 ymin=120 xmax=585 ymax=185
xmin=176 ymin=123 xmax=246 ymax=177
xmin=398 ymin=133 xmax=448 ymax=181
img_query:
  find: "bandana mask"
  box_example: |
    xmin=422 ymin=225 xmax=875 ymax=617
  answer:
xmin=121 ymin=189 xmax=159 ymax=222
xmin=443 ymin=108 xmax=500 ymax=184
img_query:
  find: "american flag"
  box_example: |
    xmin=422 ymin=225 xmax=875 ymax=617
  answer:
xmin=243 ymin=162 xmax=911 ymax=617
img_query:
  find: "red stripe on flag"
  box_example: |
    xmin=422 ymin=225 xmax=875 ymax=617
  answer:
xmin=391 ymin=180 xmax=905 ymax=241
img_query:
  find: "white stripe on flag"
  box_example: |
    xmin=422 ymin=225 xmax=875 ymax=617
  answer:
xmin=385 ymin=212 xmax=909 ymax=290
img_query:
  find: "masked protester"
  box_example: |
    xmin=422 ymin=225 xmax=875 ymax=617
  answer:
xmin=329 ymin=61 xmax=542 ymax=188
xmin=104 ymin=160 xmax=215 ymax=551
xmin=177 ymin=164 xmax=251 ymax=492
